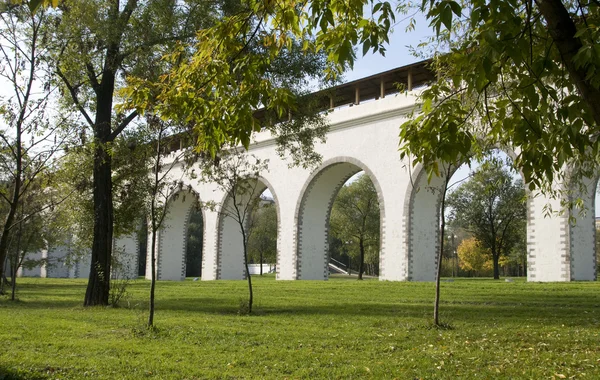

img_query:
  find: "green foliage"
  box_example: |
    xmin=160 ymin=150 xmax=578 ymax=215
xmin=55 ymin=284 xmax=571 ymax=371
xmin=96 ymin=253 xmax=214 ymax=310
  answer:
xmin=121 ymin=0 xmax=396 ymax=161
xmin=199 ymin=151 xmax=270 ymax=313
xmin=447 ymin=157 xmax=526 ymax=278
xmin=330 ymin=174 xmax=380 ymax=277
xmin=401 ymin=0 xmax=600 ymax=195
xmin=247 ymin=201 xmax=277 ymax=271
xmin=55 ymin=132 xmax=151 ymax=254
xmin=1 ymin=277 xmax=600 ymax=378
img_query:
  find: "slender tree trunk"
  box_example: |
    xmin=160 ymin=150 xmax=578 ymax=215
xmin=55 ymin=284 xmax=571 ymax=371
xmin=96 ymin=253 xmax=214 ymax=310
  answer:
xmin=10 ymin=261 xmax=17 ymax=301
xmin=148 ymin=227 xmax=157 ymax=327
xmin=10 ymin=219 xmax=23 ymax=301
xmin=0 ymin=204 xmax=18 ymax=294
xmin=0 ymin=146 xmax=21 ymax=295
xmin=260 ymin=251 xmax=263 ymax=276
xmin=434 ymin=164 xmax=452 ymax=326
xmin=242 ymin=233 xmax=253 ymax=313
xmin=358 ymin=238 xmax=365 ymax=280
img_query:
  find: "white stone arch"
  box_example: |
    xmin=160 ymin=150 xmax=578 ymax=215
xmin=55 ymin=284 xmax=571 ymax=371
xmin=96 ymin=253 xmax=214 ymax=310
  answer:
xmin=215 ymin=176 xmax=280 ymax=280
xmin=148 ymin=187 xmax=204 ymax=281
xmin=403 ymin=150 xmax=538 ymax=281
xmin=403 ymin=162 xmax=452 ymax=281
xmin=294 ymin=157 xmax=386 ymax=280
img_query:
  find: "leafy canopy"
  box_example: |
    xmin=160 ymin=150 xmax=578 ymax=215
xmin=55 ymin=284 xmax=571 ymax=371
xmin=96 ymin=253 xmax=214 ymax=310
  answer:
xmin=121 ymin=0 xmax=396 ymax=158
xmin=401 ymin=0 xmax=600 ymax=193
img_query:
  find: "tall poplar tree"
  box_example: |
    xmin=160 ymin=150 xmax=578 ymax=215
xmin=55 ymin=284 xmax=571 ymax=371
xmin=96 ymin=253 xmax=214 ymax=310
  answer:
xmin=49 ymin=0 xmax=225 ymax=305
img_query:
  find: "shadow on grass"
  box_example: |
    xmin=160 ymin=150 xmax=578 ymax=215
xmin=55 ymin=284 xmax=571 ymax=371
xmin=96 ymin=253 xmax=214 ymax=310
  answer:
xmin=0 ymin=366 xmax=46 ymax=380
xmin=5 ymin=279 xmax=600 ymax=328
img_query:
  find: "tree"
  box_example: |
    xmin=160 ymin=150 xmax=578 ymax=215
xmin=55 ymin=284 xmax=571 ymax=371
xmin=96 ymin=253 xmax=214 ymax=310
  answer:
xmin=142 ymin=118 xmax=193 ymax=327
xmin=5 ymin=176 xmax=70 ymax=300
xmin=50 ymin=0 xmax=344 ymax=305
xmin=48 ymin=0 xmax=226 ymax=306
xmin=200 ymin=152 xmax=268 ymax=314
xmin=0 ymin=5 xmax=72 ymax=292
xmin=434 ymin=163 xmax=454 ymax=326
xmin=456 ymin=237 xmax=490 ymax=276
xmin=121 ymin=0 xmax=395 ymax=159
xmin=247 ymin=201 xmax=277 ymax=276
xmin=400 ymin=0 xmax=600 ymax=197
xmin=447 ymin=158 xmax=526 ymax=279
xmin=329 ymin=174 xmax=380 ymax=280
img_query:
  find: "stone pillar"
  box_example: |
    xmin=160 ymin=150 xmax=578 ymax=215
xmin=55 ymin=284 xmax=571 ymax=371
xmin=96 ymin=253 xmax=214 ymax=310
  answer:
xmin=568 ymin=175 xmax=597 ymax=281
xmin=527 ymin=191 xmax=570 ymax=281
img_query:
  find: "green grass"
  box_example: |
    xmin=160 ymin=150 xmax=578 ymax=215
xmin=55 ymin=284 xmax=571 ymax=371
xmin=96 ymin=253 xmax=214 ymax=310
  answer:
xmin=1 ymin=276 xmax=599 ymax=379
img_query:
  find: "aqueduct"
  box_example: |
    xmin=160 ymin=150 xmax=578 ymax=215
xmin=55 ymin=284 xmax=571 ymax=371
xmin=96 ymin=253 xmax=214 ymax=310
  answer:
xmin=24 ymin=60 xmax=598 ymax=282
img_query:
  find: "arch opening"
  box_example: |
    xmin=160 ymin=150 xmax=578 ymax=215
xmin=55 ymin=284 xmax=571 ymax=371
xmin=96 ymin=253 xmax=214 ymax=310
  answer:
xmin=246 ymin=189 xmax=278 ymax=276
xmin=328 ymin=171 xmax=381 ymax=279
xmin=216 ymin=178 xmax=280 ymax=280
xmin=295 ymin=158 xmax=385 ymax=280
xmin=145 ymin=188 xmax=203 ymax=281
xmin=406 ymin=151 xmax=529 ymax=281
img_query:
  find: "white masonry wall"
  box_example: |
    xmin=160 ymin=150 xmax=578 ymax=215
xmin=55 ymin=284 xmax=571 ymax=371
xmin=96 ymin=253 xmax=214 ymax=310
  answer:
xmin=568 ymin=175 xmax=598 ymax=281
xmin=19 ymin=89 xmax=592 ymax=283
xmin=150 ymin=92 xmax=592 ymax=283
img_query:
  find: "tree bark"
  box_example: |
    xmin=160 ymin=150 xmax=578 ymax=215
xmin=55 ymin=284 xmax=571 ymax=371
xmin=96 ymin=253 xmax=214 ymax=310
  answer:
xmin=84 ymin=82 xmax=116 ymax=306
xmin=242 ymin=230 xmax=253 ymax=314
xmin=84 ymin=42 xmax=118 ymax=306
xmin=358 ymin=237 xmax=365 ymax=280
xmin=148 ymin=227 xmax=157 ymax=327
xmin=0 ymin=199 xmax=19 ymax=293
xmin=0 ymin=122 xmax=23 ymax=294
xmin=536 ymin=0 xmax=600 ymax=127
xmin=434 ymin=164 xmax=452 ymax=326
xmin=492 ymin=251 xmax=500 ymax=280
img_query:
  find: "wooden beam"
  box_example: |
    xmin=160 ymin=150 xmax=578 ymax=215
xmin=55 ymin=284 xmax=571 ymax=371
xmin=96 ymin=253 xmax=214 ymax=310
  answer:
xmin=355 ymin=87 xmax=360 ymax=105
xmin=407 ymin=69 xmax=413 ymax=91
xmin=380 ymin=79 xmax=385 ymax=99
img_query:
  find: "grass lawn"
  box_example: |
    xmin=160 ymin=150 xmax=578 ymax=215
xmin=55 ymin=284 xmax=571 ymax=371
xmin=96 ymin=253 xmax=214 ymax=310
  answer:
xmin=1 ymin=276 xmax=599 ymax=379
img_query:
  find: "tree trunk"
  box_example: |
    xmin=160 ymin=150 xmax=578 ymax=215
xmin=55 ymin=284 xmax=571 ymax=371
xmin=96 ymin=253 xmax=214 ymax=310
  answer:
xmin=10 ymin=260 xmax=17 ymax=301
xmin=85 ymin=142 xmax=113 ymax=306
xmin=0 ymin=155 xmax=21 ymax=294
xmin=536 ymin=0 xmax=600 ymax=128
xmin=242 ymin=233 xmax=253 ymax=314
xmin=492 ymin=250 xmax=500 ymax=280
xmin=358 ymin=238 xmax=365 ymax=280
xmin=84 ymin=67 xmax=116 ymax=306
xmin=0 ymin=207 xmax=17 ymax=294
xmin=434 ymin=164 xmax=452 ymax=326
xmin=148 ymin=227 xmax=157 ymax=327
xmin=260 ymin=251 xmax=263 ymax=276
xmin=10 ymin=219 xmax=23 ymax=301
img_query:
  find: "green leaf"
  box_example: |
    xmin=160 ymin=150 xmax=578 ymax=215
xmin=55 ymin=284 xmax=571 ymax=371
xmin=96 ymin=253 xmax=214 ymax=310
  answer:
xmin=440 ymin=4 xmax=453 ymax=32
xmin=29 ymin=0 xmax=43 ymax=12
